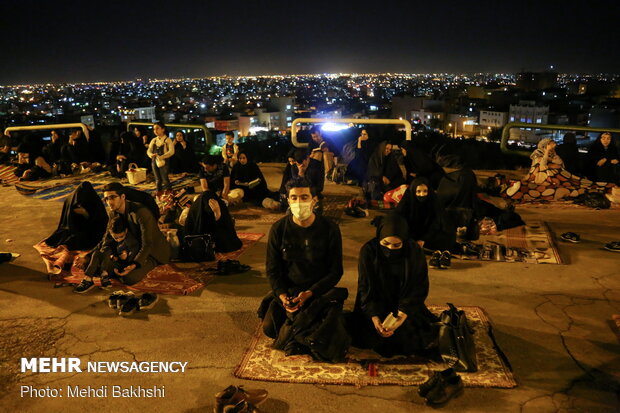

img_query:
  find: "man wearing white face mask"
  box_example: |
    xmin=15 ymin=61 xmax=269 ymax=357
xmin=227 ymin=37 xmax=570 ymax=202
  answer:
xmin=260 ymin=177 xmax=345 ymax=343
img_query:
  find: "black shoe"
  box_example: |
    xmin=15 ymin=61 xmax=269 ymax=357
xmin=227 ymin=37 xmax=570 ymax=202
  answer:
xmin=604 ymin=241 xmax=620 ymax=252
xmin=73 ymin=278 xmax=95 ymax=293
xmin=560 ymin=232 xmax=580 ymax=243
xmin=119 ymin=297 xmax=140 ymax=316
xmin=100 ymin=275 xmax=112 ymax=289
xmin=419 ymin=368 xmax=457 ymax=398
xmin=425 ymin=374 xmax=464 ymax=406
xmin=107 ymin=290 xmax=126 ymax=309
xmin=138 ymin=293 xmax=159 ymax=311
xmin=440 ymin=251 xmax=452 ymax=269
xmin=429 ymin=251 xmax=441 ymax=269
xmin=115 ymin=291 xmax=135 ymax=309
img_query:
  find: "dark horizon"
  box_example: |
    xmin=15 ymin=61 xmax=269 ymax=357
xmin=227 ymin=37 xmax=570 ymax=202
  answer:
xmin=2 ymin=0 xmax=618 ymax=85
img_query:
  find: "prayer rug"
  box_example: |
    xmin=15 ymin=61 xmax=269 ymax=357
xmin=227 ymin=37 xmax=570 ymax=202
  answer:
xmin=322 ymin=194 xmax=351 ymax=222
xmin=33 ymin=232 xmax=264 ymax=295
xmin=457 ymin=221 xmax=562 ymax=265
xmin=233 ymin=207 xmax=285 ymax=225
xmin=15 ymin=172 xmax=197 ymax=202
xmin=0 ymin=164 xmax=19 ymax=186
xmin=234 ymin=305 xmax=516 ymax=388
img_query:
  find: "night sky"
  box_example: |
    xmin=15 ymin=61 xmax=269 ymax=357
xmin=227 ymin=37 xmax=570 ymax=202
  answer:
xmin=1 ymin=0 xmax=619 ymax=84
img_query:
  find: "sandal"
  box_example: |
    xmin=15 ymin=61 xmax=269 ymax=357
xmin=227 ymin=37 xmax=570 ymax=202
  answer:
xmin=560 ymin=232 xmax=580 ymax=243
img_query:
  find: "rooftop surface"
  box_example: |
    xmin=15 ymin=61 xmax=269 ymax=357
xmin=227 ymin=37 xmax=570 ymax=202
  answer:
xmin=1 ymin=164 xmax=619 ymax=412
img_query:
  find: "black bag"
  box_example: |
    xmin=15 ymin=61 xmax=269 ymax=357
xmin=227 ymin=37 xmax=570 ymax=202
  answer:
xmin=438 ymin=303 xmax=478 ymax=372
xmin=183 ymin=234 xmax=216 ymax=262
xmin=574 ymin=192 xmax=611 ymax=209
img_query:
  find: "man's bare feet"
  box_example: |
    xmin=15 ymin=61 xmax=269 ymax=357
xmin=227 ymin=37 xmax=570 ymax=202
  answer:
xmin=208 ymin=198 xmax=222 ymax=221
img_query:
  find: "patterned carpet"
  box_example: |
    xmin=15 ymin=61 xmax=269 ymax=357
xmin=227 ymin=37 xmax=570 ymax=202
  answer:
xmin=457 ymin=221 xmax=563 ymax=265
xmin=0 ymin=164 xmax=19 ymax=186
xmin=14 ymin=171 xmax=196 ymax=201
xmin=234 ymin=306 xmax=516 ymax=388
xmin=34 ymin=232 xmax=264 ymax=295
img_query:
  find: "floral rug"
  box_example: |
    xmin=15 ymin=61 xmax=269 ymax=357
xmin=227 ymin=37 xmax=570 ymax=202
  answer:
xmin=0 ymin=164 xmax=19 ymax=186
xmin=234 ymin=306 xmax=516 ymax=388
xmin=34 ymin=232 xmax=264 ymax=295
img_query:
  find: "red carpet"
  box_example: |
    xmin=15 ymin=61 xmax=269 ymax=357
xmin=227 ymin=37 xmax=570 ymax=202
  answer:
xmin=34 ymin=232 xmax=264 ymax=295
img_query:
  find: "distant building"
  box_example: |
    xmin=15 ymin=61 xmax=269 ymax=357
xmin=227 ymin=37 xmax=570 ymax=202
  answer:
xmin=411 ymin=109 xmax=444 ymax=127
xmin=134 ymin=107 xmax=156 ymax=122
xmin=392 ymin=96 xmax=425 ymax=120
xmin=479 ymin=110 xmax=508 ymax=128
xmin=268 ymin=96 xmax=295 ymax=129
xmin=509 ymin=101 xmax=549 ymax=124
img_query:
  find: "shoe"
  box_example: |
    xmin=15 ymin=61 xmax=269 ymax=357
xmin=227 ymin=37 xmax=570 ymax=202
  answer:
xmin=418 ymin=368 xmax=457 ymax=398
xmin=138 ymin=293 xmax=159 ymax=311
xmin=223 ymin=400 xmax=261 ymax=413
xmin=461 ymin=241 xmax=480 ymax=257
xmin=440 ymin=251 xmax=452 ymax=269
xmin=118 ymin=297 xmax=140 ymax=316
xmin=425 ymin=373 xmax=464 ymax=406
xmin=604 ymin=241 xmax=620 ymax=253
xmin=560 ymin=232 xmax=580 ymax=243
xmin=214 ymin=385 xmax=268 ymax=413
xmin=100 ymin=275 xmax=112 ymax=289
xmin=114 ymin=291 xmax=135 ymax=309
xmin=107 ymin=291 xmax=126 ymax=309
xmin=73 ymin=278 xmax=95 ymax=294
xmin=429 ymin=251 xmax=441 ymax=269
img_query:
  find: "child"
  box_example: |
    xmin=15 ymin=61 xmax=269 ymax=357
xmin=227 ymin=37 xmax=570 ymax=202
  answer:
xmin=221 ymin=131 xmax=238 ymax=168
xmin=73 ymin=216 xmax=140 ymax=293
xmin=147 ymin=121 xmax=175 ymax=197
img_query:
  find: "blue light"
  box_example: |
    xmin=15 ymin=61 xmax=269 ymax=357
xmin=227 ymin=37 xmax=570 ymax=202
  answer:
xmin=321 ymin=122 xmax=349 ymax=132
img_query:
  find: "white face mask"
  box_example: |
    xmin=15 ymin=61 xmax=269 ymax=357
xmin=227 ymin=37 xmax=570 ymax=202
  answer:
xmin=290 ymin=201 xmax=313 ymax=220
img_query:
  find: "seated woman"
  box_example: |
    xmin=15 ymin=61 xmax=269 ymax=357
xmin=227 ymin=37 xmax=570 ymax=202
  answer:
xmin=171 ymin=131 xmax=198 ymax=174
xmin=587 ymin=132 xmax=619 ymax=184
xmin=38 ymin=181 xmax=109 ymax=274
xmin=349 ymin=213 xmax=438 ymax=358
xmin=401 ymin=141 xmax=445 ymax=189
xmin=231 ymin=152 xmax=277 ymax=207
xmin=344 ymin=129 xmax=375 ymax=184
xmin=366 ymin=141 xmax=406 ymax=200
xmin=396 ymin=177 xmax=456 ymax=269
xmin=184 ymin=190 xmax=241 ymax=253
xmin=15 ymin=143 xmax=53 ymax=181
xmin=505 ymin=138 xmax=610 ymax=202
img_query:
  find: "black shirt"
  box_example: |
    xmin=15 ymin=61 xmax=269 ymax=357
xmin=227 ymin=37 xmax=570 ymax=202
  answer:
xmin=198 ymin=163 xmax=230 ymax=193
xmin=266 ymin=214 xmax=343 ymax=298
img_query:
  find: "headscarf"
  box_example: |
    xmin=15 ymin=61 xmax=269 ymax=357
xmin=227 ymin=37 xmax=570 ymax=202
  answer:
xmin=44 ymin=181 xmax=108 ymax=250
xmin=377 ymin=212 xmax=409 ymax=243
xmin=232 ymin=151 xmax=262 ymax=183
xmin=530 ymin=138 xmax=563 ymax=166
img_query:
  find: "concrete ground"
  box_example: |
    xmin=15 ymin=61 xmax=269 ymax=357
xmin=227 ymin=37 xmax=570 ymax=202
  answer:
xmin=0 ymin=163 xmax=619 ymax=413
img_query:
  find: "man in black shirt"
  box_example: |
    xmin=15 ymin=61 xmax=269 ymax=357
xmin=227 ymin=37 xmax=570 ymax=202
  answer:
xmin=198 ymin=154 xmax=230 ymax=200
xmin=291 ymin=148 xmax=324 ymax=198
xmin=261 ymin=177 xmax=343 ymax=339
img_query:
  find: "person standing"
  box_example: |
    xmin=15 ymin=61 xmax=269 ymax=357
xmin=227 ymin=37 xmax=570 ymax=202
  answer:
xmin=221 ymin=131 xmax=239 ymax=168
xmin=147 ymin=121 xmax=175 ymax=195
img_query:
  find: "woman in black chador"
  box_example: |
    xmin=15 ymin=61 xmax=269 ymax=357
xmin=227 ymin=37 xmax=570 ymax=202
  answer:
xmin=395 ymin=177 xmax=456 ymax=252
xmin=366 ymin=141 xmax=405 ymax=199
xmin=349 ymin=213 xmax=438 ymax=358
xmin=184 ymin=190 xmax=241 ymax=253
xmin=231 ymin=152 xmax=272 ymax=204
xmin=587 ymin=132 xmax=620 ymax=183
xmin=44 ymin=181 xmax=109 ymax=250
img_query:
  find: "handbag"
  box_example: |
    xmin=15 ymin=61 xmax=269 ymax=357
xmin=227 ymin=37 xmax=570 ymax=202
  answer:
xmin=183 ymin=234 xmax=216 ymax=262
xmin=438 ymin=303 xmax=478 ymax=372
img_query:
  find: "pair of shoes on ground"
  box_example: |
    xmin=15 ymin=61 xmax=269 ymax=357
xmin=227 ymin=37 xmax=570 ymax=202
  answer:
xmin=206 ymin=260 xmax=251 ymax=276
xmin=418 ymin=368 xmax=464 ymax=406
xmin=344 ymin=206 xmax=368 ymax=218
xmin=429 ymin=250 xmax=451 ymax=269
xmin=73 ymin=276 xmax=112 ymax=294
xmin=107 ymin=291 xmax=159 ymax=317
xmin=214 ymin=385 xmax=268 ymax=413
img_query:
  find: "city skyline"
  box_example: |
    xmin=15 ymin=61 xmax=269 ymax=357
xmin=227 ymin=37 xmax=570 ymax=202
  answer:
xmin=2 ymin=0 xmax=618 ymax=84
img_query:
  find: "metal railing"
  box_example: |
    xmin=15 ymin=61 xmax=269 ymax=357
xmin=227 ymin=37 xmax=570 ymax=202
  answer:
xmin=501 ymin=122 xmax=620 ymax=157
xmin=290 ymin=117 xmax=412 ymax=148
xmin=127 ymin=122 xmax=213 ymax=147
xmin=4 ymin=123 xmax=91 ymax=141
